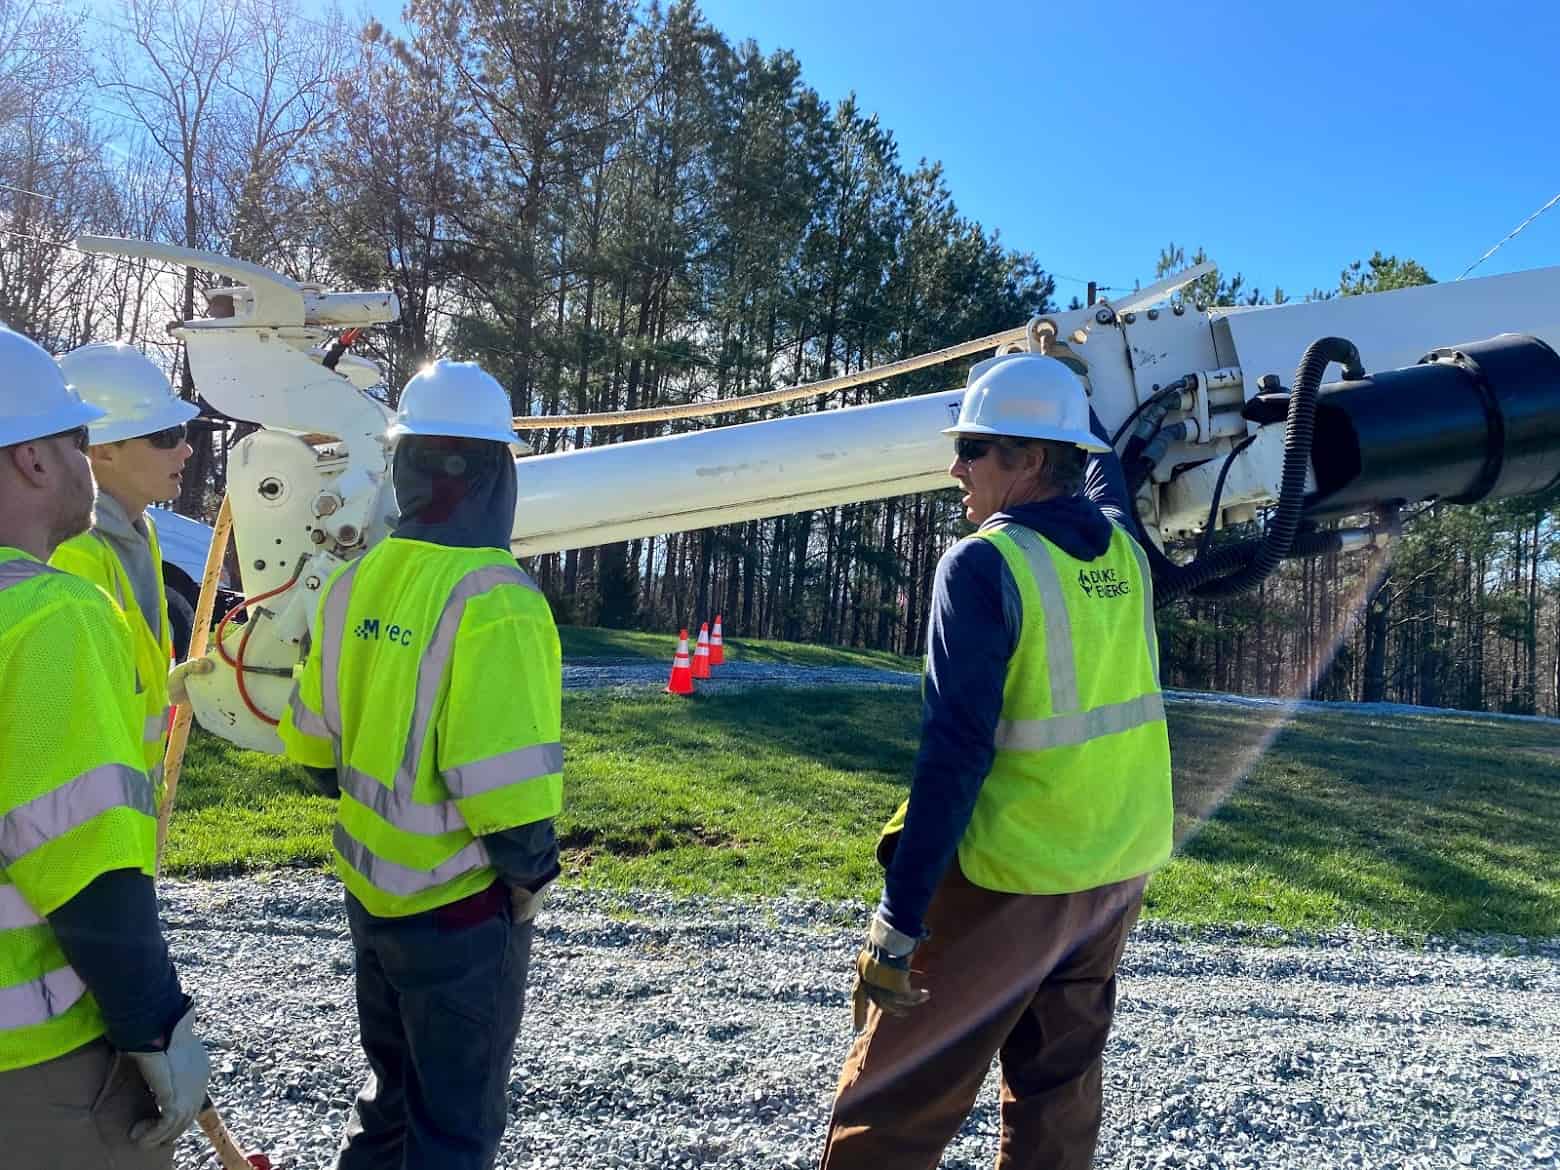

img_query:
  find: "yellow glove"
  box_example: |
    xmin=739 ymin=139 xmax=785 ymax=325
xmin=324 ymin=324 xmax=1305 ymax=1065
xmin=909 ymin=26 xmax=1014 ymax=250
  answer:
xmin=166 ymin=656 xmax=215 ymax=707
xmin=851 ymin=914 xmax=929 ymax=1032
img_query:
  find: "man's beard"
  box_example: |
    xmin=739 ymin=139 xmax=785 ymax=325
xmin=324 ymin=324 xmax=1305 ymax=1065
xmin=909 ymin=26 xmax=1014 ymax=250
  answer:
xmin=49 ymin=495 xmax=95 ymax=549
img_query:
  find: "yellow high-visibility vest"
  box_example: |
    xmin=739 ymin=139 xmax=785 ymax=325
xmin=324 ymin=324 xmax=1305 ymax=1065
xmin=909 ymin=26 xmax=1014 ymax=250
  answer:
xmin=0 ymin=550 xmax=156 ymax=1071
xmin=280 ymin=538 xmax=563 ymax=918
xmin=882 ymin=522 xmax=1172 ymax=894
xmin=50 ymin=516 xmax=173 ymax=798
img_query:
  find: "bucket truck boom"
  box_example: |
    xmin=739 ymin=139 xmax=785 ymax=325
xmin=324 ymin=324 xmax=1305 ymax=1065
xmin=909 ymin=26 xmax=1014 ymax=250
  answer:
xmin=74 ymin=237 xmax=1560 ymax=752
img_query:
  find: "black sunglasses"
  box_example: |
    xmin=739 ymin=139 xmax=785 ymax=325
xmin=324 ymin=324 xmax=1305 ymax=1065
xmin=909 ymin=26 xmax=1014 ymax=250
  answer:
xmin=143 ymin=423 xmax=188 ymax=450
xmin=953 ymin=436 xmax=998 ymax=463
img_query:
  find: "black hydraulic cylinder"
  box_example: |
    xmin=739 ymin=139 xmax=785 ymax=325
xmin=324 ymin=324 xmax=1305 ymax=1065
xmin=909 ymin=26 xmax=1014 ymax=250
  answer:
xmin=1304 ymin=333 xmax=1560 ymax=519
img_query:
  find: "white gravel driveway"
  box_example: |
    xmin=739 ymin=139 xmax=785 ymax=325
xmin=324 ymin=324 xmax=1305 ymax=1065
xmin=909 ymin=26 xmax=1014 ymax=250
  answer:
xmin=164 ymin=876 xmax=1558 ymax=1170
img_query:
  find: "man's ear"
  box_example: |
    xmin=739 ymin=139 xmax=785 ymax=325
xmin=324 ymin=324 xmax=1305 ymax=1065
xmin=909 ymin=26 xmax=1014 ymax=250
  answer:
xmin=1026 ymin=442 xmax=1049 ymax=485
xmin=6 ymin=440 xmax=50 ymax=487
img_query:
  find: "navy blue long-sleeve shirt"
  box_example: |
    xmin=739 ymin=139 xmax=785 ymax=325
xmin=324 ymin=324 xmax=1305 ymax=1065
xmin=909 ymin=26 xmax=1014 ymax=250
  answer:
xmin=47 ymin=869 xmax=185 ymax=1051
xmin=878 ymin=419 xmax=1135 ymax=938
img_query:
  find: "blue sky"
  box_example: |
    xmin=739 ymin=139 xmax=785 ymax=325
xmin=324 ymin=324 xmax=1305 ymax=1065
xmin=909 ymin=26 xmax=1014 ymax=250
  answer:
xmin=695 ymin=0 xmax=1560 ymax=301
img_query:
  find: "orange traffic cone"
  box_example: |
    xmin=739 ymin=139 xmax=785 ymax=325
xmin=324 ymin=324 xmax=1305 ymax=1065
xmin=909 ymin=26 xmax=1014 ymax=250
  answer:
xmin=692 ymin=622 xmax=712 ymax=679
xmin=710 ymin=614 xmax=724 ymax=665
xmin=666 ymin=629 xmax=695 ymax=695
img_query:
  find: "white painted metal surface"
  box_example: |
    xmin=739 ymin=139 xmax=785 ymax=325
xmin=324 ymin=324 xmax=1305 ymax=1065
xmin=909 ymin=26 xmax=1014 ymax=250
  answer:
xmin=1212 ymin=268 xmax=1560 ymax=390
xmin=512 ymin=391 xmax=966 ymax=554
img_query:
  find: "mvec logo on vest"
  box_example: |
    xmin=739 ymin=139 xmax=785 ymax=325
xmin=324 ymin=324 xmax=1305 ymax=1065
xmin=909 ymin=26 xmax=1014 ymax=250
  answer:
xmin=353 ymin=617 xmax=416 ymax=645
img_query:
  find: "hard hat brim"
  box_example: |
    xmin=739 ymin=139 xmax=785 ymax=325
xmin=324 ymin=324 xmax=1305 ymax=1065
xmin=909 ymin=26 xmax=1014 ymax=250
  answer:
xmin=0 ymin=396 xmax=107 ymax=448
xmin=88 ymin=397 xmax=200 ymax=445
xmin=941 ymin=421 xmax=1111 ymax=453
xmin=387 ymin=418 xmax=532 ymax=456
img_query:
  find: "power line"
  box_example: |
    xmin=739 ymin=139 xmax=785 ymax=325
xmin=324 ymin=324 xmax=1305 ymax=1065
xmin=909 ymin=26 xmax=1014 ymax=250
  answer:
xmin=0 ymin=226 xmax=76 ymax=249
xmin=1456 ymin=190 xmax=1560 ymax=281
xmin=0 ymin=180 xmax=55 ymax=202
xmin=1050 ymin=272 xmax=1131 ymax=292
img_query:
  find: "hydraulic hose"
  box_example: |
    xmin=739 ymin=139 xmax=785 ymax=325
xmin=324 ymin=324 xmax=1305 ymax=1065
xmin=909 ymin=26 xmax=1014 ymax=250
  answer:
xmin=1112 ymin=377 xmax=1190 ymax=449
xmin=1139 ymin=526 xmax=1344 ymax=606
xmin=1118 ymin=384 xmax=1186 ymax=480
xmin=1126 ymin=420 xmax=1191 ymax=497
xmin=1187 ymin=527 xmax=1343 ymax=599
xmin=1145 ymin=335 xmax=1363 ymax=605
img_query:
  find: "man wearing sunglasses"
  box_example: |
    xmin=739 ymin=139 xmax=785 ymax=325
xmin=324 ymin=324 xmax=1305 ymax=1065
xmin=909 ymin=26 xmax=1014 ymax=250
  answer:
xmin=48 ymin=342 xmax=199 ymax=803
xmin=0 ymin=327 xmax=210 ymax=1167
xmin=822 ymin=353 xmax=1172 ymax=1170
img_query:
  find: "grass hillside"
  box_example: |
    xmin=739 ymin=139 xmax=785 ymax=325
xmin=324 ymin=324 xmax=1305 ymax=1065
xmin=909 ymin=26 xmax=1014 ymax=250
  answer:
xmin=167 ymin=676 xmax=1559 ymax=939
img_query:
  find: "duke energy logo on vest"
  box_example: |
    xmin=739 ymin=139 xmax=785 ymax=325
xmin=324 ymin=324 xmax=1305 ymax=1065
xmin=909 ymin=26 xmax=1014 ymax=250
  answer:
xmin=354 ymin=617 xmax=415 ymax=645
xmin=1077 ymin=567 xmax=1131 ymax=599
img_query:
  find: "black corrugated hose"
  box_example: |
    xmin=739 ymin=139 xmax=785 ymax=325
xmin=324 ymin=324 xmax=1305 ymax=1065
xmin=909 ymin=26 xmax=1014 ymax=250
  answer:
xmin=1142 ymin=335 xmax=1364 ymax=605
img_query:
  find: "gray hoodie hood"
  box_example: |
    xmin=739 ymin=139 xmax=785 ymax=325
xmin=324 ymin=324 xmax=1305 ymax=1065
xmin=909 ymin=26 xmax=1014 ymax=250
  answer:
xmin=93 ymin=492 xmax=162 ymax=638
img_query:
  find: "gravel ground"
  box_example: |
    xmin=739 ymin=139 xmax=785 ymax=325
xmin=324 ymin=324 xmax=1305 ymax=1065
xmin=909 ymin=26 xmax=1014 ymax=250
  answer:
xmin=163 ymin=874 xmax=1559 ymax=1170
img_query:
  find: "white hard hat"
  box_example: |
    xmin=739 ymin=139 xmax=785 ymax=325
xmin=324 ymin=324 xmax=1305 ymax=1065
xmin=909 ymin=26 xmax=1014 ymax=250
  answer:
xmin=387 ymin=359 xmax=530 ymax=452
xmin=57 ymin=341 xmax=199 ymax=444
xmin=943 ymin=353 xmax=1109 ymax=453
xmin=0 ymin=327 xmax=106 ymax=447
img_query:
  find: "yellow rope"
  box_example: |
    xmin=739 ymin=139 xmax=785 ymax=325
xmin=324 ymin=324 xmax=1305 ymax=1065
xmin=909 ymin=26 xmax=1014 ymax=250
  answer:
xmin=510 ymin=323 xmax=1028 ymax=429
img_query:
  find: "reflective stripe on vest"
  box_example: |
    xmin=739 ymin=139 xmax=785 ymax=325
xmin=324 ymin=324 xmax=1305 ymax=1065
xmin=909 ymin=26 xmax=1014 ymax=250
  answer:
xmin=287 ymin=688 xmax=331 ymax=740
xmin=997 ymin=691 xmax=1167 ymax=750
xmin=145 ymin=713 xmax=167 ymax=743
xmin=0 ymin=764 xmax=153 ymax=865
xmin=332 ymin=822 xmax=491 ymax=897
xmin=0 ymin=885 xmax=43 ymax=930
xmin=444 ymin=742 xmax=564 ymax=799
xmin=0 ymin=558 xmax=49 ymax=592
xmin=0 ymin=966 xmax=87 ymax=1030
xmin=991 ymin=523 xmax=1080 ymax=711
xmin=316 ymin=560 xmax=554 ymax=896
xmin=318 ymin=560 xmax=365 ymax=744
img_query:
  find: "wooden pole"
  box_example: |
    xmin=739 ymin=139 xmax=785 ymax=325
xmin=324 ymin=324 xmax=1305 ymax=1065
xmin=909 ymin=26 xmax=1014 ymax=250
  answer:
xmin=152 ymin=496 xmax=269 ymax=1168
xmin=156 ymin=494 xmax=233 ymax=869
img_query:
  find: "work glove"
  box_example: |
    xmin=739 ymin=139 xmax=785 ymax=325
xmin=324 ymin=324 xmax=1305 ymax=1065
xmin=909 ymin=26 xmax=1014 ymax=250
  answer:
xmin=509 ymin=879 xmax=552 ymax=924
xmin=166 ymin=656 xmax=214 ymax=707
xmin=126 ymin=998 xmax=211 ymax=1147
xmin=851 ymin=913 xmax=929 ymax=1033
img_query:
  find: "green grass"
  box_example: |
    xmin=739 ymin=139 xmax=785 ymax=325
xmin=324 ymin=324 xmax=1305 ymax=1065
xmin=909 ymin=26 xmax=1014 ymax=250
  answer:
xmin=1150 ymin=704 xmax=1560 ymax=939
xmin=165 ymin=691 xmax=1560 ymax=940
xmin=557 ymin=624 xmax=920 ymax=672
xmin=167 ymin=733 xmax=337 ymax=874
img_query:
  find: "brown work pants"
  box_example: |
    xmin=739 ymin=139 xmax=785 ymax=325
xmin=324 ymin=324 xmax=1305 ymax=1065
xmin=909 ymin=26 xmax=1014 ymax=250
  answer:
xmin=820 ymin=866 xmax=1145 ymax=1170
xmin=0 ymin=1037 xmax=168 ymax=1170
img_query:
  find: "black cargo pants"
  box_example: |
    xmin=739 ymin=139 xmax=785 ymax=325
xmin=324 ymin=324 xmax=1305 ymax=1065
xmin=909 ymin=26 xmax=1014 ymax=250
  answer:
xmin=333 ymin=883 xmax=534 ymax=1170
